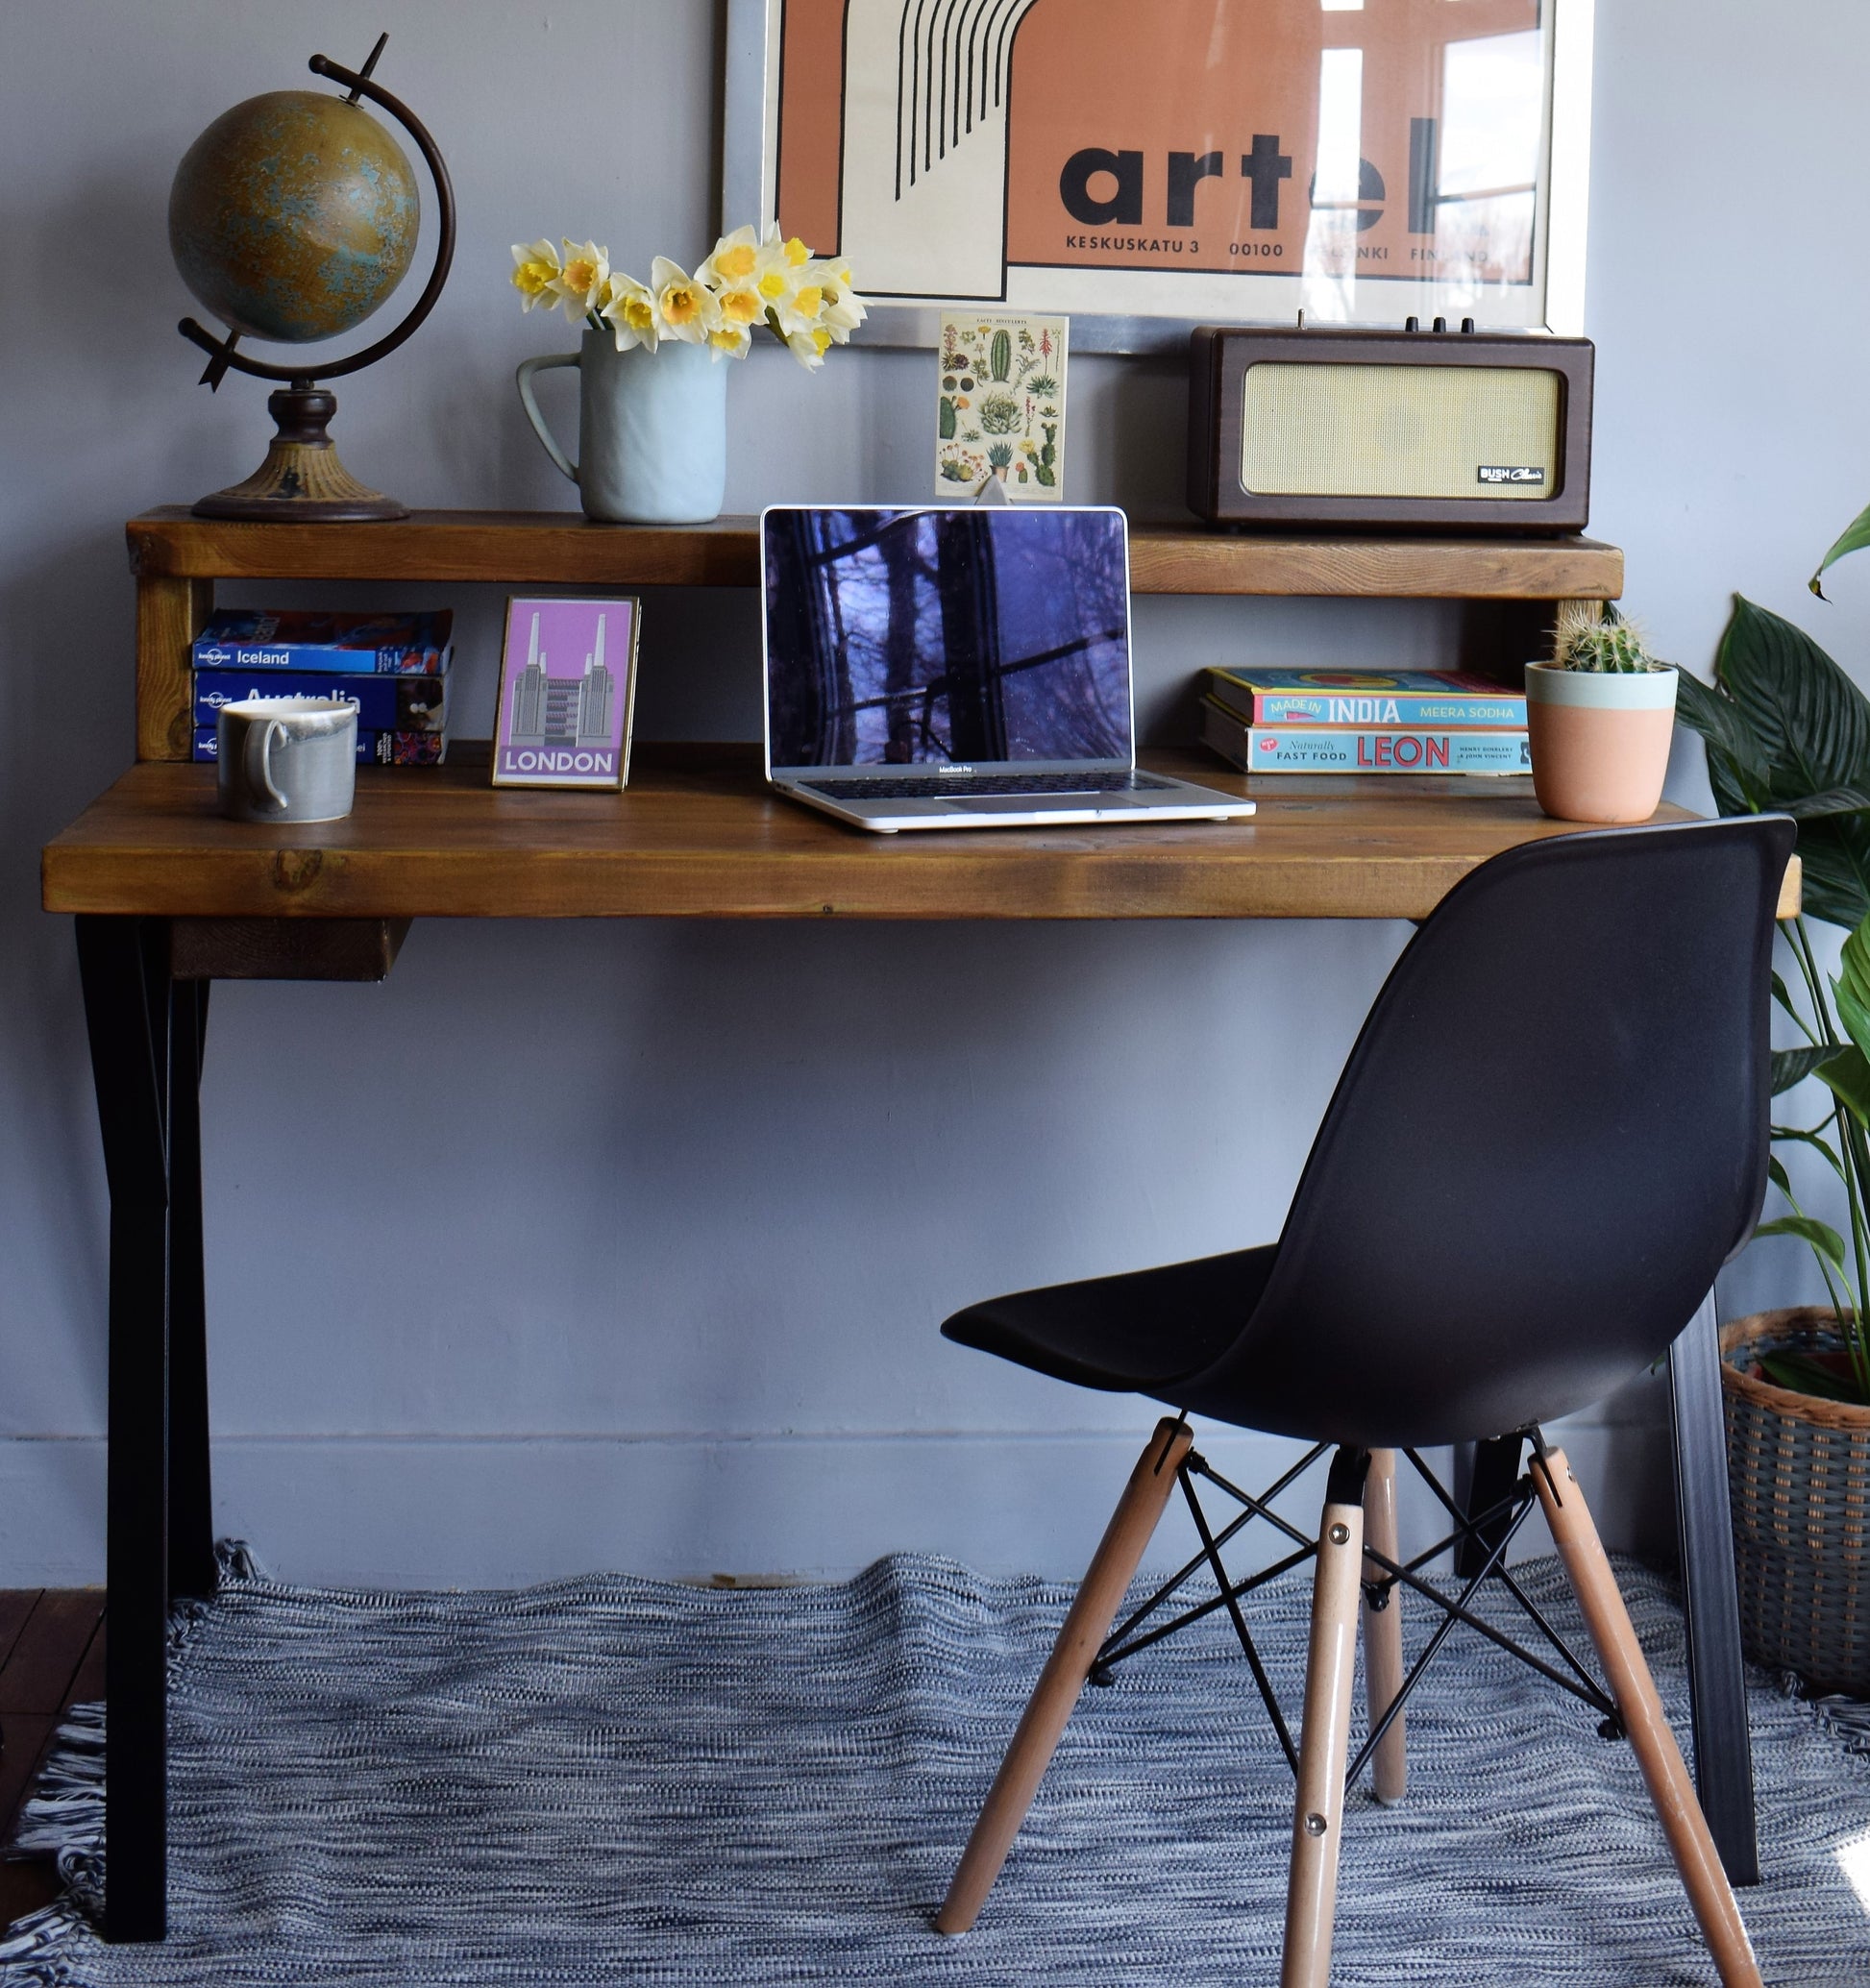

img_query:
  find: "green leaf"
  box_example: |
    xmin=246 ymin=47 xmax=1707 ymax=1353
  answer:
xmin=1756 ymin=1349 xmax=1869 ymax=1403
xmin=1772 ymin=1044 xmax=1840 ymax=1093
xmin=1817 ymin=1043 xmax=1870 ymax=1127
xmin=1773 ymin=969 xmax=1800 ymax=1017
xmin=1715 ymin=596 xmax=1870 ymax=798
xmin=1789 ymin=828 xmax=1870 ymax=930
xmin=1771 ymin=1122 xmax=1847 ymax=1179
xmin=1672 ymin=669 xmax=1771 ymax=814
xmin=1782 ymin=786 xmax=1870 ymax=820
xmin=1837 ymin=971 xmax=1870 ymax=1057
xmin=1768 ymin=1155 xmax=1792 ymax=1196
xmin=1842 ymin=918 xmax=1870 ymax=1013
xmin=1811 ymin=499 xmax=1870 ymax=599
xmin=1754 ymin=1213 xmax=1850 ymax=1270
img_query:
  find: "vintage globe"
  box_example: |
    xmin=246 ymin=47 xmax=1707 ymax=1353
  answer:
xmin=169 ymin=89 xmax=420 ymax=345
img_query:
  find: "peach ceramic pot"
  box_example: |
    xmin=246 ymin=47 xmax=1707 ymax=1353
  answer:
xmin=1524 ymin=662 xmax=1679 ymax=823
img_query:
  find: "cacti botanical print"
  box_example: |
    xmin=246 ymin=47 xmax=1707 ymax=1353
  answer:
xmin=934 ymin=311 xmax=1069 ymax=502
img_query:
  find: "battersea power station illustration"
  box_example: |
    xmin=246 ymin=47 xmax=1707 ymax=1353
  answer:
xmin=493 ymin=598 xmax=638 ymax=789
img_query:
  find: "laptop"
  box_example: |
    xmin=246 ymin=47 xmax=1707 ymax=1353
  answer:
xmin=760 ymin=504 xmax=1257 ymax=833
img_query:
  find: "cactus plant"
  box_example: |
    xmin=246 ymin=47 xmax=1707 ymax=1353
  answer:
xmin=990 ymin=329 xmax=1012 ymax=380
xmin=939 ymin=397 xmax=957 ymax=441
xmin=1554 ymin=602 xmax=1670 ymax=673
xmin=978 ymin=393 xmax=1021 ymax=434
xmin=986 ymin=441 xmax=1014 ymax=478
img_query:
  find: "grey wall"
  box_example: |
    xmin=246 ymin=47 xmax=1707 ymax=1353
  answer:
xmin=3 ymin=0 xmax=1865 ymax=1588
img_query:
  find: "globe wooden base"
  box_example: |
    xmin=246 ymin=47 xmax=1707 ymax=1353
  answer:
xmin=194 ymin=387 xmax=407 ymax=523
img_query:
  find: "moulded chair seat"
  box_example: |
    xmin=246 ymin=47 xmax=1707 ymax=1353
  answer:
xmin=929 ymin=815 xmax=1795 ymax=1988
xmin=942 ymin=1244 xmax=1279 ymax=1395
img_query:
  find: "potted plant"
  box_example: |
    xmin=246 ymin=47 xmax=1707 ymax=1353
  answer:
xmin=1525 ymin=605 xmax=1679 ymax=822
xmin=1675 ymin=581 xmax=1870 ymax=1694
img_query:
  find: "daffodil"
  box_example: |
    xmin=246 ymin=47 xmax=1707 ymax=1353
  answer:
xmin=552 ymin=239 xmax=610 ymax=324
xmin=510 ymin=238 xmax=562 ymax=309
xmin=600 ymin=273 xmax=659 ymax=353
xmin=706 ymin=322 xmax=752 ymax=361
xmin=802 ymin=258 xmax=868 ymax=342
xmin=650 ymin=256 xmax=722 ymax=344
xmin=701 ymin=224 xmax=760 ymax=289
xmin=785 ymin=324 xmax=834 ymax=372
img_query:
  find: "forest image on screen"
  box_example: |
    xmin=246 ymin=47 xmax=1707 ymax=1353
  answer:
xmin=765 ymin=509 xmax=1131 ymax=767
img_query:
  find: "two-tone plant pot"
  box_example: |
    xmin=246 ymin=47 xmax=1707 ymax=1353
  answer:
xmin=1721 ymin=1308 xmax=1870 ymax=1696
xmin=1524 ymin=662 xmax=1679 ymax=823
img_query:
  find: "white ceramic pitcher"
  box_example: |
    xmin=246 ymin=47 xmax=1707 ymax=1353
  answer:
xmin=516 ymin=330 xmax=727 ymax=525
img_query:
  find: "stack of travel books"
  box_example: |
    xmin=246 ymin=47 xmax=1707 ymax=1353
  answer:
xmin=1199 ymin=666 xmax=1529 ymax=775
xmin=190 ymin=609 xmax=454 ymax=766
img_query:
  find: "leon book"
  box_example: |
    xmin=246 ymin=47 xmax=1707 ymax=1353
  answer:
xmin=1201 ymin=699 xmax=1528 ymax=775
xmin=1206 ymin=666 xmax=1525 ymax=729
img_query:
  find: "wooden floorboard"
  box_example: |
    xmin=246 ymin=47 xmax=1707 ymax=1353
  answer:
xmin=0 ymin=1590 xmax=106 ymax=1938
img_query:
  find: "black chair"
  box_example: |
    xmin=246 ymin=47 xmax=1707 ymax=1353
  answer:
xmin=932 ymin=817 xmax=1793 ymax=1988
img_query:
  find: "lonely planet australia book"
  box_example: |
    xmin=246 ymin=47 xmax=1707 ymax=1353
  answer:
xmin=192 ymin=609 xmax=454 ymax=675
xmin=1206 ymin=666 xmax=1525 ymax=729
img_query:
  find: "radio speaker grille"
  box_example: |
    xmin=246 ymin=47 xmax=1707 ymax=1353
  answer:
xmin=1240 ymin=363 xmax=1560 ymax=501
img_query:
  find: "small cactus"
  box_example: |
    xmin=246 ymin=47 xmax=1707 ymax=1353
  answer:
xmin=990 ymin=329 xmax=1012 ymax=380
xmin=1554 ymin=602 xmax=1670 ymax=674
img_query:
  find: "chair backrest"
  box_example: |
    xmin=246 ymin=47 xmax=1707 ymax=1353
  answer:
xmin=1185 ymin=816 xmax=1797 ymax=1447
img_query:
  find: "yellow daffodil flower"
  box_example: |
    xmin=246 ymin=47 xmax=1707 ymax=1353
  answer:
xmin=701 ymin=224 xmax=760 ymax=288
xmin=600 ymin=273 xmax=659 ymax=353
xmin=785 ymin=324 xmax=834 ymax=372
xmin=802 ymin=258 xmax=868 ymax=343
xmin=650 ymin=256 xmax=722 ymax=344
xmin=510 ymin=238 xmax=562 ymax=309
xmin=552 ymin=239 xmax=611 ymax=324
xmin=707 ymin=322 xmax=752 ymax=361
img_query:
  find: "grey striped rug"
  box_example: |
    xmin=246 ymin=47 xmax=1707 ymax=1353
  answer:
xmin=4 ymin=1549 xmax=1868 ymax=1985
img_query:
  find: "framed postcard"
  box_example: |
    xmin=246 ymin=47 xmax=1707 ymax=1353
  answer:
xmin=723 ymin=0 xmax=1592 ymax=351
xmin=492 ymin=597 xmax=641 ymax=790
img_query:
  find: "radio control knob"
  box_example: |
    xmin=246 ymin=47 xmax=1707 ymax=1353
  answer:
xmin=1461 ymin=316 xmax=1476 ymax=334
xmin=1433 ymin=315 xmax=1447 ymax=332
xmin=1405 ymin=315 xmax=1420 ymax=332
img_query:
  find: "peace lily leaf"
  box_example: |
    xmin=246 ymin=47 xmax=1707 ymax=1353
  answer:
xmin=1672 ymin=669 xmax=1771 ymax=814
xmin=1768 ymin=1155 xmax=1792 ymax=1197
xmin=1771 ymin=1122 xmax=1847 ymax=1179
xmin=1716 ymin=596 xmax=1870 ymax=795
xmin=1758 ymin=1350 xmax=1863 ymax=1401
xmin=1783 ymin=786 xmax=1870 ymax=820
xmin=1835 ymin=980 xmax=1870 ymax=1065
xmin=1753 ymin=1214 xmax=1850 ymax=1272
xmin=1817 ymin=1043 xmax=1870 ymax=1127
xmin=1773 ymin=969 xmax=1799 ymax=1016
xmin=1789 ymin=832 xmax=1870 ymax=930
xmin=1811 ymin=500 xmax=1870 ymax=599
xmin=1773 ymin=1044 xmax=1840 ymax=1094
xmin=1843 ymin=918 xmax=1870 ymax=1012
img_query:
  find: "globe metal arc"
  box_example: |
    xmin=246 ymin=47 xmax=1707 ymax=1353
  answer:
xmin=173 ymin=36 xmax=456 ymax=522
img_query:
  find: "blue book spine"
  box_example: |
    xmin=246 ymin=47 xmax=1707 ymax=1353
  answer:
xmin=1243 ymin=726 xmax=1531 ymax=773
xmin=193 ymin=673 xmax=447 ymax=732
xmin=193 ymin=727 xmax=447 ymax=766
xmin=1244 ymin=690 xmax=1527 ymax=726
xmin=191 ymin=640 xmax=451 ymax=675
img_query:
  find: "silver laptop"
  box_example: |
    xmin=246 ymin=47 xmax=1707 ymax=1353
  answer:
xmin=760 ymin=504 xmax=1257 ymax=833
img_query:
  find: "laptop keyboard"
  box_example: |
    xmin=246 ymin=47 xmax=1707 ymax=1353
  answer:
xmin=801 ymin=772 xmax=1177 ymax=801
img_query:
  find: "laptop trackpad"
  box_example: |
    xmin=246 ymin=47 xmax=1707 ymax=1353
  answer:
xmin=944 ymin=793 xmax=1104 ymax=812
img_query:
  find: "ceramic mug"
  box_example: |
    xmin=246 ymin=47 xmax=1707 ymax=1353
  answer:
xmin=516 ymin=329 xmax=728 ymax=525
xmin=217 ymin=697 xmax=357 ymax=823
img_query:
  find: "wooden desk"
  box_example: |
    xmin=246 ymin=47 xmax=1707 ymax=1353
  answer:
xmin=48 ymin=513 xmax=1769 ymax=1939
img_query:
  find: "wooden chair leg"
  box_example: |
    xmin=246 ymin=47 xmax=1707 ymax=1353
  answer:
xmin=1361 ymin=1446 xmax=1406 ymax=1805
xmin=1281 ymin=1448 xmax=1369 ymax=1988
xmin=1533 ymin=1446 xmax=1763 ymax=1988
xmin=935 ymin=1416 xmax=1193 ymax=1935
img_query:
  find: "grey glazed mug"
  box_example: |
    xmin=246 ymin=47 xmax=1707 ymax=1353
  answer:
xmin=217 ymin=697 xmax=357 ymax=823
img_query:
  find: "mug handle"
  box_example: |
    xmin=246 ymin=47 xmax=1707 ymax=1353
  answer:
xmin=516 ymin=352 xmax=582 ymax=486
xmin=244 ymin=719 xmax=289 ymax=813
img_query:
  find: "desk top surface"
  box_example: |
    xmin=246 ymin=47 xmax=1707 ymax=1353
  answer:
xmin=44 ymin=746 xmax=1755 ymax=923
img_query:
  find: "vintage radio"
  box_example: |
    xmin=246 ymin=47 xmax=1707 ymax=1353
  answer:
xmin=1187 ymin=324 xmax=1593 ymax=532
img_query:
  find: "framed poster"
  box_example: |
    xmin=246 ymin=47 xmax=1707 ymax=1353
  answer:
xmin=723 ymin=0 xmax=1592 ymax=352
xmin=492 ymin=597 xmax=641 ymax=790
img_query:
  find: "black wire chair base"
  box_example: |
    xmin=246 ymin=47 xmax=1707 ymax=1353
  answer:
xmin=1089 ymin=1432 xmax=1622 ymax=1790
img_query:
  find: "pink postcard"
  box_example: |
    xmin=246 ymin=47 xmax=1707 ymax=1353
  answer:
xmin=492 ymin=596 xmax=641 ymax=789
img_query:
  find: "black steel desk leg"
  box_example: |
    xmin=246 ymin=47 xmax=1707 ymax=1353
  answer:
xmin=1669 ymin=1287 xmax=1759 ymax=1887
xmin=76 ymin=915 xmax=173 ymax=1942
xmin=167 ymin=977 xmax=215 ymax=1603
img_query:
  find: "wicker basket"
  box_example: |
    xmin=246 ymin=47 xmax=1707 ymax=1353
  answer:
xmin=1721 ymin=1308 xmax=1870 ymax=1695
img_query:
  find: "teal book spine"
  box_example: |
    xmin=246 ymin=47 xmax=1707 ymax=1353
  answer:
xmin=1201 ymin=700 xmax=1528 ymax=774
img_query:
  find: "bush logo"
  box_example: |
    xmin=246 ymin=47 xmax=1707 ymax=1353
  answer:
xmin=1478 ymin=464 xmax=1545 ymax=485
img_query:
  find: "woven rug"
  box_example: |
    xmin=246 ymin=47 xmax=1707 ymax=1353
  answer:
xmin=4 ymin=1550 xmax=1868 ymax=1986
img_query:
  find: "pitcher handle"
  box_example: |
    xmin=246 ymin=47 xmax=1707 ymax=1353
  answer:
xmin=516 ymin=351 xmax=581 ymax=485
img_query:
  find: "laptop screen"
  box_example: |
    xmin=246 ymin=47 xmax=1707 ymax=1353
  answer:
xmin=763 ymin=507 xmax=1133 ymax=770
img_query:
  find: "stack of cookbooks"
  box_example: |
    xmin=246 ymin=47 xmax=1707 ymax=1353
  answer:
xmin=190 ymin=609 xmax=454 ymax=766
xmin=1199 ymin=665 xmax=1529 ymax=775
